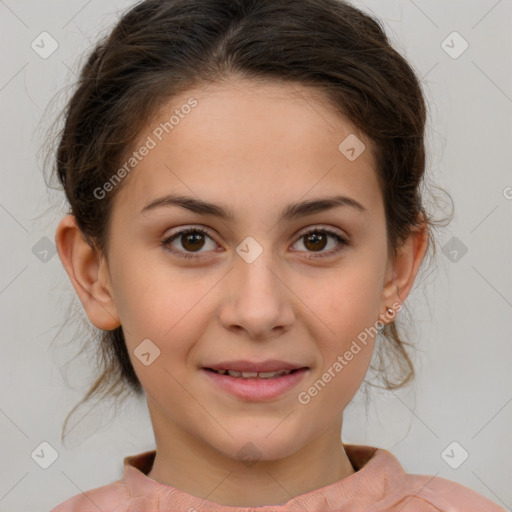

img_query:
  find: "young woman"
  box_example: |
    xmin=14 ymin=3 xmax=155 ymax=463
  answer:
xmin=48 ymin=0 xmax=505 ymax=510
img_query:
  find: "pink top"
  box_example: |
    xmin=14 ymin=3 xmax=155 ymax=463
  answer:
xmin=49 ymin=444 xmax=505 ymax=511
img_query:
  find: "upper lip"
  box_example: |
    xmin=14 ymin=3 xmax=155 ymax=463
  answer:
xmin=204 ymin=360 xmax=308 ymax=372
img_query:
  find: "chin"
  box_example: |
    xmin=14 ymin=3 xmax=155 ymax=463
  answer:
xmin=209 ymin=426 xmax=305 ymax=463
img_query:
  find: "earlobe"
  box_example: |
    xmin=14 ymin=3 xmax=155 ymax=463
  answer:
xmin=55 ymin=214 xmax=121 ymax=330
xmin=381 ymin=219 xmax=429 ymax=311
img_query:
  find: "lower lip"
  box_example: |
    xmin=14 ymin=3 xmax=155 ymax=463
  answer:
xmin=201 ymin=368 xmax=308 ymax=401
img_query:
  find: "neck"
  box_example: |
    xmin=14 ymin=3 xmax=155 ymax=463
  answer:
xmin=146 ymin=414 xmax=356 ymax=507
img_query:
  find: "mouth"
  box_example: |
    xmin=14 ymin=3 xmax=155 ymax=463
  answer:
xmin=201 ymin=365 xmax=309 ymax=401
xmin=203 ymin=367 xmax=305 ymax=379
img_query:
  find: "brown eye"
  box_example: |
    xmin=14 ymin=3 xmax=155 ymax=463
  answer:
xmin=292 ymin=228 xmax=349 ymax=258
xmin=162 ymin=227 xmax=217 ymax=259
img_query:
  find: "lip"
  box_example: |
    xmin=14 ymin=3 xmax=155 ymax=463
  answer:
xmin=201 ymin=367 xmax=309 ymax=401
xmin=204 ymin=359 xmax=306 ymax=372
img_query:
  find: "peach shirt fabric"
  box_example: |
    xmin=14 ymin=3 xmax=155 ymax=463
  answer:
xmin=49 ymin=444 xmax=506 ymax=511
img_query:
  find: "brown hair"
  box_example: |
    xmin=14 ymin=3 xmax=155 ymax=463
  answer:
xmin=45 ymin=0 xmax=451 ymax=443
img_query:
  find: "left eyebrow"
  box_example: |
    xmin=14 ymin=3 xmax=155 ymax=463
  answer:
xmin=140 ymin=193 xmax=368 ymax=221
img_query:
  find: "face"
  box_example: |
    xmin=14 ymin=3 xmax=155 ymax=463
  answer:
xmin=100 ymin=78 xmax=396 ymax=462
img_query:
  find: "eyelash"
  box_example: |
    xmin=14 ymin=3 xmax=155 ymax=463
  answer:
xmin=161 ymin=226 xmax=349 ymax=260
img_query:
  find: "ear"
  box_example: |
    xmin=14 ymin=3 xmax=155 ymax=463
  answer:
xmin=381 ymin=215 xmax=429 ymax=315
xmin=55 ymin=214 xmax=121 ymax=330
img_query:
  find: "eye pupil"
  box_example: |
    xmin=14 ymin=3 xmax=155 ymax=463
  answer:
xmin=182 ymin=232 xmax=205 ymax=252
xmin=304 ymin=232 xmax=327 ymax=252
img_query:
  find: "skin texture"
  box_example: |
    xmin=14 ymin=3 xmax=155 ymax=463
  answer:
xmin=55 ymin=78 xmax=428 ymax=507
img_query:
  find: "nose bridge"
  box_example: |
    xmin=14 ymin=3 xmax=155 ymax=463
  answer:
xmin=220 ymin=234 xmax=294 ymax=337
xmin=235 ymin=233 xmax=282 ymax=301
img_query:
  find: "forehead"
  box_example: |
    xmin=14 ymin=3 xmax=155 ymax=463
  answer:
xmin=111 ymin=78 xmax=382 ymax=222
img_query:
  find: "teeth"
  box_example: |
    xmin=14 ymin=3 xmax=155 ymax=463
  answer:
xmin=257 ymin=371 xmax=291 ymax=379
xmin=213 ymin=369 xmax=294 ymax=378
xmin=240 ymin=371 xmax=258 ymax=378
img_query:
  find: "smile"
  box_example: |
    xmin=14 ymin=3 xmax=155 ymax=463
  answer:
xmin=201 ymin=367 xmax=309 ymax=401
xmin=206 ymin=368 xmax=298 ymax=379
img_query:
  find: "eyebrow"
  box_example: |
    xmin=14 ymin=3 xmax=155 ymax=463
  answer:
xmin=140 ymin=193 xmax=368 ymax=221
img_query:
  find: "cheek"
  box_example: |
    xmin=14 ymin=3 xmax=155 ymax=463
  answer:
xmin=113 ymin=271 xmax=210 ymax=401
xmin=112 ymin=263 xmax=214 ymax=358
xmin=111 ymin=252 xmax=176 ymax=329
xmin=296 ymin=327 xmax=375 ymax=422
xmin=298 ymin=257 xmax=384 ymax=394
xmin=306 ymin=260 xmax=385 ymax=339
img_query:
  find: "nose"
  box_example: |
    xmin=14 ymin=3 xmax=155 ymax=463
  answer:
xmin=218 ymin=248 xmax=295 ymax=341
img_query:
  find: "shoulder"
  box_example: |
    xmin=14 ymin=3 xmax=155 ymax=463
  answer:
xmin=48 ymin=479 xmax=128 ymax=512
xmin=342 ymin=445 xmax=505 ymax=511
xmin=394 ymin=471 xmax=507 ymax=512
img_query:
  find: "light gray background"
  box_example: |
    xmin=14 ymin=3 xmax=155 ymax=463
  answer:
xmin=1 ymin=1 xmax=511 ymax=511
